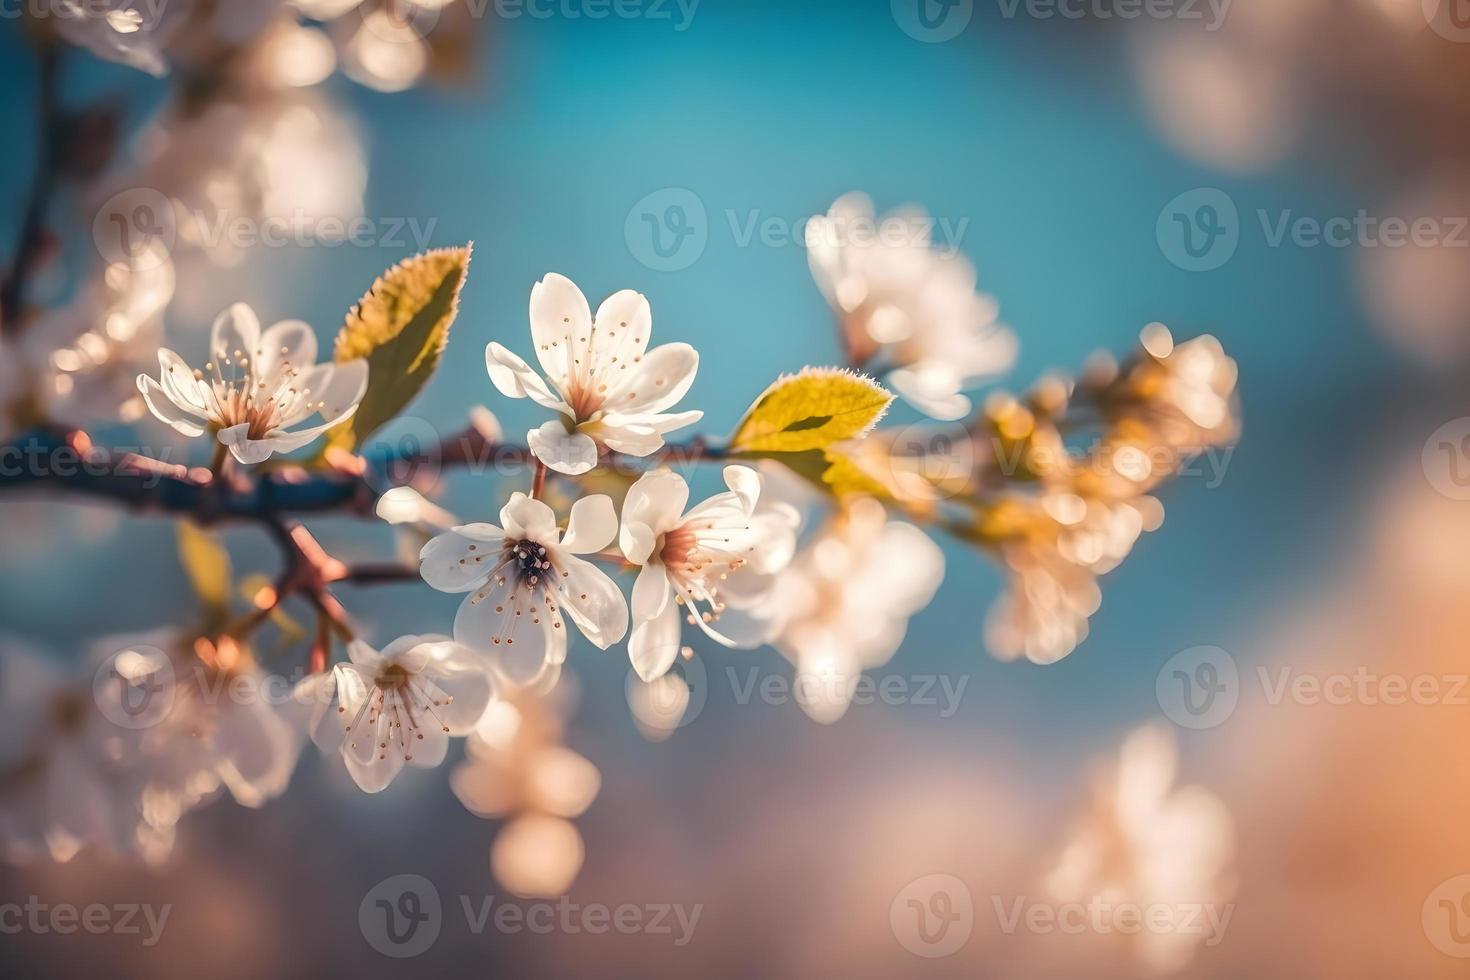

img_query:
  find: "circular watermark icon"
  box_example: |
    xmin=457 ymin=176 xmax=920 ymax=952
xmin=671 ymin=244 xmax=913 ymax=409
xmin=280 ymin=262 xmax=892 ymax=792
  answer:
xmin=891 ymin=0 xmax=973 ymax=42
xmin=92 ymin=645 xmax=174 ymax=730
xmin=1424 ymin=0 xmax=1470 ymax=42
xmin=884 ymin=422 xmax=974 ymax=500
xmin=1423 ymin=874 xmax=1470 ymax=957
xmin=362 ymin=414 xmax=446 ymax=487
xmin=1156 ymin=645 xmax=1239 ymax=729
xmin=360 ymin=0 xmax=441 ymax=41
xmin=890 ymin=873 xmax=973 ymax=958
xmin=360 ymin=874 xmax=442 ymax=958
xmin=1156 ymin=188 xmax=1239 ymax=272
xmin=1422 ymin=418 xmax=1470 ymax=501
xmin=624 ymin=188 xmax=708 ymax=272
xmin=93 ymin=187 xmax=176 ymax=269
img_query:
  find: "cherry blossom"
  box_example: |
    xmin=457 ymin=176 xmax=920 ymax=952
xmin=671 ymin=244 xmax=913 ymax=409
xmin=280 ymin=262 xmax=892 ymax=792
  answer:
xmin=136 ymin=302 xmax=367 ymax=464
xmin=485 ymin=273 xmax=701 ymax=475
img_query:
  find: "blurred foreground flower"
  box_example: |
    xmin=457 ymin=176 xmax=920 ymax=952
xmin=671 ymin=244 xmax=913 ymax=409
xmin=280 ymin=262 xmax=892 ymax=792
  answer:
xmin=1048 ymin=724 xmax=1236 ymax=974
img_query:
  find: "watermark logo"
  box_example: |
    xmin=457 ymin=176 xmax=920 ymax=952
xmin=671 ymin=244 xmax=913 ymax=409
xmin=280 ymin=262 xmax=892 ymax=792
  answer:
xmin=93 ymin=187 xmax=175 ymax=270
xmin=892 ymin=0 xmax=974 ymax=42
xmin=890 ymin=873 xmax=973 ymax=958
xmin=359 ymin=874 xmax=442 ymax=958
xmin=1156 ymin=645 xmax=1238 ymax=729
xmin=625 ymin=188 xmax=707 ymax=272
xmin=1423 ymin=418 xmax=1470 ymax=501
xmin=992 ymin=895 xmax=1233 ymax=946
xmin=1423 ymin=875 xmax=1470 ymax=957
xmin=1424 ymin=0 xmax=1470 ymax=43
xmin=0 ymin=898 xmax=170 ymax=946
xmin=93 ymin=645 xmax=174 ymax=730
xmin=886 ymin=422 xmax=975 ymax=500
xmin=1156 ymin=188 xmax=1239 ymax=272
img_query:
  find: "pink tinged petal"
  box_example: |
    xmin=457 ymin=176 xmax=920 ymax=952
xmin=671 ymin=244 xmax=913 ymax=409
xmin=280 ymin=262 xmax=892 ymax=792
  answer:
xmin=420 ymin=525 xmax=506 ymax=593
xmin=620 ymin=468 xmax=689 ymax=541
xmin=500 ymin=492 xmax=558 ymax=542
xmin=603 ymin=342 xmax=698 ymax=415
xmin=138 ymin=375 xmax=207 ymax=437
xmin=560 ymin=494 xmax=618 ymax=554
xmin=485 ymin=342 xmax=571 ymax=415
xmin=631 ymin=562 xmax=671 ymax=622
xmin=210 ymin=302 xmax=262 ymax=362
xmin=255 ymin=319 xmax=317 ymax=377
xmin=391 ymin=641 xmax=433 ymax=674
xmin=407 ymin=716 xmax=449 ymax=769
xmin=555 ymin=554 xmax=628 ymax=649
xmin=344 ymin=741 xmax=405 ymax=793
xmin=628 ymin=596 xmax=681 ymax=682
xmin=528 ymin=422 xmax=598 ymax=476
xmin=215 ymin=698 xmax=296 ymax=806
xmin=452 ymin=574 xmax=565 ymax=678
xmin=529 ymin=272 xmax=592 ymax=385
xmin=620 ymin=520 xmax=656 ymax=566
xmin=298 ymin=672 xmax=346 ymax=754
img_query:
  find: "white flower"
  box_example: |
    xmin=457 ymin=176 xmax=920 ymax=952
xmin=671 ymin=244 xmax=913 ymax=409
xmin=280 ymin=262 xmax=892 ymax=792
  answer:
xmin=136 ymin=302 xmax=367 ymax=464
xmin=485 ymin=273 xmax=702 ymax=475
xmin=805 ymin=192 xmax=1017 ymax=421
xmin=619 ymin=465 xmax=777 ymax=682
xmin=51 ymin=0 xmax=188 ymax=77
xmin=756 ymin=498 xmax=944 ymax=723
xmin=306 ymin=636 xmax=495 ymax=794
xmin=1047 ymin=724 xmax=1235 ymax=974
xmin=420 ymin=493 xmax=629 ymax=687
xmin=0 ymin=639 xmax=159 ymax=864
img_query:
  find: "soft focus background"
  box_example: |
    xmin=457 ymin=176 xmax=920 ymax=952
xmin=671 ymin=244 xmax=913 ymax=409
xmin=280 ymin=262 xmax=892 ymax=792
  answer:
xmin=2 ymin=0 xmax=1469 ymax=976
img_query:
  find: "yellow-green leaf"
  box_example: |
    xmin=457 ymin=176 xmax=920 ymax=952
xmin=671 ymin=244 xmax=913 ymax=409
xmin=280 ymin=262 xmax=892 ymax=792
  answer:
xmin=729 ymin=367 xmax=892 ymax=454
xmin=326 ymin=244 xmax=472 ymax=452
xmin=178 ymin=523 xmax=232 ymax=620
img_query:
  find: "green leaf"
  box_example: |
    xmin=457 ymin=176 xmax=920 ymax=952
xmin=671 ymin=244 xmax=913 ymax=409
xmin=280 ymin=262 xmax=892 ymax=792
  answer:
xmin=178 ymin=523 xmax=232 ymax=625
xmin=729 ymin=367 xmax=893 ymax=454
xmin=326 ymin=244 xmax=473 ymax=452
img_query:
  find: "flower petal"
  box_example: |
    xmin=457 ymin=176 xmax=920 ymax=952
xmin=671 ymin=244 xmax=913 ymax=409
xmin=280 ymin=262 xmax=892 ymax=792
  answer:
xmin=555 ymin=554 xmax=628 ymax=649
xmin=620 ymin=520 xmax=656 ymax=566
xmin=590 ymin=288 xmax=652 ymax=372
xmin=138 ymin=375 xmax=206 ymax=437
xmin=420 ymin=525 xmax=506 ymax=593
xmin=422 ymin=643 xmax=495 ymax=734
xmin=595 ymin=409 xmax=703 ymax=456
xmin=210 ymin=302 xmax=261 ymax=364
xmin=500 ymin=492 xmax=558 ymax=542
xmin=529 ymin=273 xmax=592 ymax=388
xmin=218 ymin=423 xmax=275 ymax=464
xmin=157 ymin=349 xmax=209 ymax=414
xmin=560 ymin=494 xmax=617 ymax=554
xmin=631 ymin=562 xmax=670 ymax=622
xmin=255 ymin=319 xmax=317 ymax=378
xmin=628 ymin=596 xmax=681 ymax=682
xmin=620 ymin=468 xmax=688 ymax=549
xmin=603 ymin=342 xmax=698 ymax=415
xmin=486 ymin=342 xmax=571 ymax=415
xmin=452 ymin=578 xmax=566 ymax=679
xmin=528 ymin=421 xmax=599 ymax=476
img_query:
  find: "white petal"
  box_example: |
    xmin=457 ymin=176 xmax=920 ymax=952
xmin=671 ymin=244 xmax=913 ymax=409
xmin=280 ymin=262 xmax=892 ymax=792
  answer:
xmin=486 ymin=342 xmax=571 ymax=414
xmin=529 ymin=273 xmax=592 ymax=387
xmin=255 ymin=319 xmax=317 ymax=378
xmin=555 ymin=554 xmax=628 ymax=649
xmin=619 ymin=469 xmax=688 ymax=550
xmin=603 ymin=342 xmax=698 ymax=415
xmin=631 ymin=562 xmax=670 ymax=622
xmin=560 ymin=494 xmax=617 ymax=554
xmin=888 ymin=368 xmax=971 ymax=421
xmin=722 ymin=464 xmax=762 ymax=512
xmin=138 ymin=375 xmax=206 ymax=437
xmin=528 ymin=422 xmax=599 ymax=476
xmin=157 ymin=349 xmax=208 ymax=413
xmin=344 ymin=742 xmax=405 ymax=793
xmin=589 ymin=288 xmax=652 ymax=375
xmin=595 ymin=409 xmax=703 ymax=456
xmin=620 ymin=521 xmax=657 ymax=566
xmin=452 ymin=578 xmax=565 ymax=679
xmin=218 ymin=423 xmax=275 ymax=464
xmin=500 ymin=492 xmax=558 ymax=542
xmin=628 ymin=597 xmax=681 ymax=682
xmin=420 ymin=525 xmax=506 ymax=592
xmin=281 ymin=360 xmax=367 ymax=429
xmin=423 ymin=643 xmax=496 ymax=734
xmin=346 ymin=640 xmax=383 ymax=667
xmin=210 ymin=302 xmax=261 ymax=363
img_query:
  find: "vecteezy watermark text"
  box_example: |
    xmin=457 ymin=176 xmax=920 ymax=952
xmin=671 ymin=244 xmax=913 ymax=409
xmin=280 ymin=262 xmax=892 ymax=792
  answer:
xmin=0 ymin=898 xmax=170 ymax=947
xmin=991 ymin=895 xmax=1233 ymax=946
